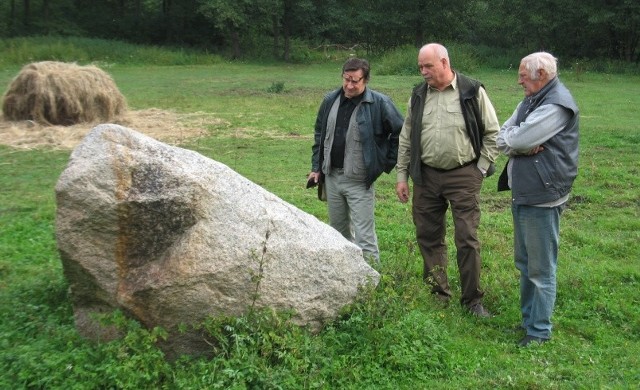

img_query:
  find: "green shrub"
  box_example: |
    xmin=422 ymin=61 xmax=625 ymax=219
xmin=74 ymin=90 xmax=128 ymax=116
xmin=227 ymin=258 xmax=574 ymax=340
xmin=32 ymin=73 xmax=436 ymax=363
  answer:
xmin=0 ymin=36 xmax=223 ymax=67
xmin=266 ymin=81 xmax=286 ymax=94
xmin=374 ymin=311 xmax=450 ymax=379
xmin=444 ymin=42 xmax=481 ymax=73
xmin=376 ymin=44 xmax=420 ymax=76
xmin=375 ymin=43 xmax=481 ymax=76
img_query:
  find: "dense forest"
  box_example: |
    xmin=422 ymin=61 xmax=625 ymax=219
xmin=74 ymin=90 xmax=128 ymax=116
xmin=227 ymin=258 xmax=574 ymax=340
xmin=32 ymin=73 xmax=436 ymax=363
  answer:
xmin=1 ymin=0 xmax=638 ymax=63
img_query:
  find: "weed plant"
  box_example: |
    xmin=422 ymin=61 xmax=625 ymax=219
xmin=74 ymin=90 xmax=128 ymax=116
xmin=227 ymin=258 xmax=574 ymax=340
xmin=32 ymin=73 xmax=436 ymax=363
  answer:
xmin=0 ymin=40 xmax=639 ymax=389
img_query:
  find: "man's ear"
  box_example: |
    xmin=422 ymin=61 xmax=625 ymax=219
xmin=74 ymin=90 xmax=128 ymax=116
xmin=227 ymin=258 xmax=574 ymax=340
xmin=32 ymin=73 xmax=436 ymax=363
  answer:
xmin=538 ymin=69 xmax=548 ymax=81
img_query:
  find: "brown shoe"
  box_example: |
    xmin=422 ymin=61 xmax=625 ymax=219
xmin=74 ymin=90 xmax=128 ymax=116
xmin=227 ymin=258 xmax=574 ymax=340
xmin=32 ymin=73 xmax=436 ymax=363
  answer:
xmin=468 ymin=303 xmax=491 ymax=318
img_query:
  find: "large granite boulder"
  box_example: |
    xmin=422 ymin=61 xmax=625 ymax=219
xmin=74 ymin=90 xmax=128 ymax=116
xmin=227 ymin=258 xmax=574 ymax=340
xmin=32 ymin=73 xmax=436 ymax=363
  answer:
xmin=55 ymin=124 xmax=379 ymax=357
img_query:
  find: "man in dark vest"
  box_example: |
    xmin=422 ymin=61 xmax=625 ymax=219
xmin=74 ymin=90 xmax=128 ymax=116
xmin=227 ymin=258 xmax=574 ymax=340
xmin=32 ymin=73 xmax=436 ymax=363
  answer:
xmin=497 ymin=51 xmax=579 ymax=347
xmin=395 ymin=43 xmax=500 ymax=317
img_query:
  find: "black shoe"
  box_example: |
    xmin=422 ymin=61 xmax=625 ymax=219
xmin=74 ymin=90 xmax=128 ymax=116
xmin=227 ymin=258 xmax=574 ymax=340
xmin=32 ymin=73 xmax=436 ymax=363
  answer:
xmin=468 ymin=303 xmax=491 ymax=318
xmin=518 ymin=335 xmax=549 ymax=347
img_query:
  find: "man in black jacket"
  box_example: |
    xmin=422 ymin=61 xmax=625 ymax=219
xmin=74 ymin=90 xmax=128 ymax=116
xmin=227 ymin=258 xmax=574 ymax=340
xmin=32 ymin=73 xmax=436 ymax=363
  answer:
xmin=309 ymin=58 xmax=404 ymax=263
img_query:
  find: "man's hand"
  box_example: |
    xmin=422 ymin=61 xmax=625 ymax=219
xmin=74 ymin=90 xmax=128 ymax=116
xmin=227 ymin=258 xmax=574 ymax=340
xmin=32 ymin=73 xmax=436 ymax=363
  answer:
xmin=527 ymin=145 xmax=544 ymax=155
xmin=396 ymin=182 xmax=410 ymax=203
xmin=308 ymin=171 xmax=320 ymax=183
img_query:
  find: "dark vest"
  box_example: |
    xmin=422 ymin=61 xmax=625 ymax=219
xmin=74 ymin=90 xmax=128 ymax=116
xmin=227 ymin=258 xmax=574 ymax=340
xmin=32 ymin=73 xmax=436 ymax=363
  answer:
xmin=408 ymin=72 xmax=489 ymax=185
xmin=497 ymin=78 xmax=579 ymax=205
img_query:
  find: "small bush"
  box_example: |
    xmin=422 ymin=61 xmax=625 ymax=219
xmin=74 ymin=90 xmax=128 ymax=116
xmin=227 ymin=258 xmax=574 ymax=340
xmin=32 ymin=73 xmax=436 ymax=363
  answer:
xmin=445 ymin=42 xmax=481 ymax=73
xmin=266 ymin=81 xmax=286 ymax=94
xmin=376 ymin=44 xmax=420 ymax=76
xmin=374 ymin=310 xmax=450 ymax=379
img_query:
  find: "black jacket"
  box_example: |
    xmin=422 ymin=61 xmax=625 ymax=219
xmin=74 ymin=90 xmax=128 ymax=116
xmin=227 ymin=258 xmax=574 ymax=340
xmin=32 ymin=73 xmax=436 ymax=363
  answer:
xmin=311 ymin=87 xmax=404 ymax=188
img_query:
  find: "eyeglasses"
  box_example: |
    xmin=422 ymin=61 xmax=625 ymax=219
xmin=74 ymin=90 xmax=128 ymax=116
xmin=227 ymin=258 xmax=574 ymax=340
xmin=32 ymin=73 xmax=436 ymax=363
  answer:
xmin=342 ymin=75 xmax=364 ymax=85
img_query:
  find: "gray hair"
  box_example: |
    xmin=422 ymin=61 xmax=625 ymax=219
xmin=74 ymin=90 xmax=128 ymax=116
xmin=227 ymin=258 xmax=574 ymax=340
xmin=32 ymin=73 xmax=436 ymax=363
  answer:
xmin=521 ymin=52 xmax=558 ymax=80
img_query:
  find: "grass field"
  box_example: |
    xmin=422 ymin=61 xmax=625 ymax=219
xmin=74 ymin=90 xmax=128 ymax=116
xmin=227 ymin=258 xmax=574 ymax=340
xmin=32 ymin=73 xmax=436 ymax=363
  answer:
xmin=1 ymin=48 xmax=639 ymax=388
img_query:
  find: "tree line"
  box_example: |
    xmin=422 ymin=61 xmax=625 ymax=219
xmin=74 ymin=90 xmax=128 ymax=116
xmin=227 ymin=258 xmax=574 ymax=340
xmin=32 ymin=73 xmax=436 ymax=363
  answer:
xmin=1 ymin=0 xmax=638 ymax=63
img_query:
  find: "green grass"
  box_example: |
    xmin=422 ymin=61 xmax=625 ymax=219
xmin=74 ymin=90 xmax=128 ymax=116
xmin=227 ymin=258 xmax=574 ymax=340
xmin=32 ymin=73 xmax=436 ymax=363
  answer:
xmin=0 ymin=36 xmax=224 ymax=67
xmin=1 ymin=42 xmax=639 ymax=389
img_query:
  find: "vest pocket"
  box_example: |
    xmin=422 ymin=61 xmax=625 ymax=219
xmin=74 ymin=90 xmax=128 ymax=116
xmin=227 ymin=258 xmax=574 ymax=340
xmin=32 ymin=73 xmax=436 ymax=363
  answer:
xmin=533 ymin=158 xmax=554 ymax=188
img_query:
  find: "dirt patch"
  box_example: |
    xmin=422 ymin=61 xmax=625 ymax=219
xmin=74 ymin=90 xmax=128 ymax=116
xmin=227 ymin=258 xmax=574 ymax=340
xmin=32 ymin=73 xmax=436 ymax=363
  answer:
xmin=0 ymin=108 xmax=227 ymax=150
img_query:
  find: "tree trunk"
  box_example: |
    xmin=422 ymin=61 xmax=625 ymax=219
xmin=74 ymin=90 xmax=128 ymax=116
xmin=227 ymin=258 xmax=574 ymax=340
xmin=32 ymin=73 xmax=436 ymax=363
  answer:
xmin=9 ymin=0 xmax=16 ymax=34
xmin=283 ymin=34 xmax=290 ymax=62
xmin=41 ymin=0 xmax=49 ymax=33
xmin=23 ymin=0 xmax=30 ymax=28
xmin=231 ymin=29 xmax=242 ymax=59
xmin=282 ymin=0 xmax=293 ymax=61
xmin=134 ymin=0 xmax=142 ymax=30
xmin=272 ymin=14 xmax=280 ymax=59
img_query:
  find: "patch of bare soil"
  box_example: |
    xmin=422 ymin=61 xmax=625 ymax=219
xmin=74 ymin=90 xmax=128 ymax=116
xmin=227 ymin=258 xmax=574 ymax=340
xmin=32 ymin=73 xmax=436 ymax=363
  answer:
xmin=0 ymin=108 xmax=227 ymax=150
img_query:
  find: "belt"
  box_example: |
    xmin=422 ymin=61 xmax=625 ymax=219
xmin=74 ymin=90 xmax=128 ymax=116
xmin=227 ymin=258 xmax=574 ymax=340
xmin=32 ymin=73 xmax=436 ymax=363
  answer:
xmin=425 ymin=160 xmax=476 ymax=172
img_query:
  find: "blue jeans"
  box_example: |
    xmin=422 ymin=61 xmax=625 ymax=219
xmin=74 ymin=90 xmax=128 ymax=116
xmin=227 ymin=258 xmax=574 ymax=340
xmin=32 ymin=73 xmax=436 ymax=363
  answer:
xmin=512 ymin=204 xmax=563 ymax=339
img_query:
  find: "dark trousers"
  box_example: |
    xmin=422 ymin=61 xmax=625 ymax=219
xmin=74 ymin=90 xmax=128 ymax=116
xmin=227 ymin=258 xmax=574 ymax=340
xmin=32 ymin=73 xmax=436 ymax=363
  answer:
xmin=412 ymin=163 xmax=485 ymax=307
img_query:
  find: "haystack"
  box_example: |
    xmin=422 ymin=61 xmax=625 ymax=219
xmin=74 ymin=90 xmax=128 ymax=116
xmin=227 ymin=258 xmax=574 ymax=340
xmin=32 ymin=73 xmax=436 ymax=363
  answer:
xmin=1 ymin=61 xmax=127 ymax=126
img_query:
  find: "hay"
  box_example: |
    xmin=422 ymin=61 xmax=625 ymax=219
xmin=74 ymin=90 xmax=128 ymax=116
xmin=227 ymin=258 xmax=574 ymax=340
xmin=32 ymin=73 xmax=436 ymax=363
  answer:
xmin=0 ymin=109 xmax=227 ymax=150
xmin=1 ymin=61 xmax=127 ymax=126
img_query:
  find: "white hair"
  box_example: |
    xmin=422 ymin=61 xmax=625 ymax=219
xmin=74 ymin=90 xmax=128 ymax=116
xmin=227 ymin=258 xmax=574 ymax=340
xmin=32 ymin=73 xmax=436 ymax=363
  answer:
xmin=521 ymin=52 xmax=558 ymax=80
xmin=420 ymin=43 xmax=450 ymax=62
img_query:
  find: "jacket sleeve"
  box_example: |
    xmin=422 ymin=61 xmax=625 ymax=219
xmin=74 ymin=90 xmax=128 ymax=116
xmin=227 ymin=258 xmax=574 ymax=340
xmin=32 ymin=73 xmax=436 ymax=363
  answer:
xmin=499 ymin=104 xmax=571 ymax=154
xmin=311 ymin=94 xmax=331 ymax=172
xmin=382 ymin=97 xmax=405 ymax=172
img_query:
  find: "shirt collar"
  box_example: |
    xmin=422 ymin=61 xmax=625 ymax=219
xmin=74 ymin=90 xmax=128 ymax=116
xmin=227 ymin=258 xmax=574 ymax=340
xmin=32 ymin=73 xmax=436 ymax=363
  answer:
xmin=427 ymin=73 xmax=457 ymax=92
xmin=340 ymin=88 xmax=365 ymax=104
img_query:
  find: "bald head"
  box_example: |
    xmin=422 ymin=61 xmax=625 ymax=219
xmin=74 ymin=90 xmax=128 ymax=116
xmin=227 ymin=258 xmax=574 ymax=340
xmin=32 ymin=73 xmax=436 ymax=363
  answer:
xmin=419 ymin=43 xmax=450 ymax=63
xmin=418 ymin=43 xmax=454 ymax=91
